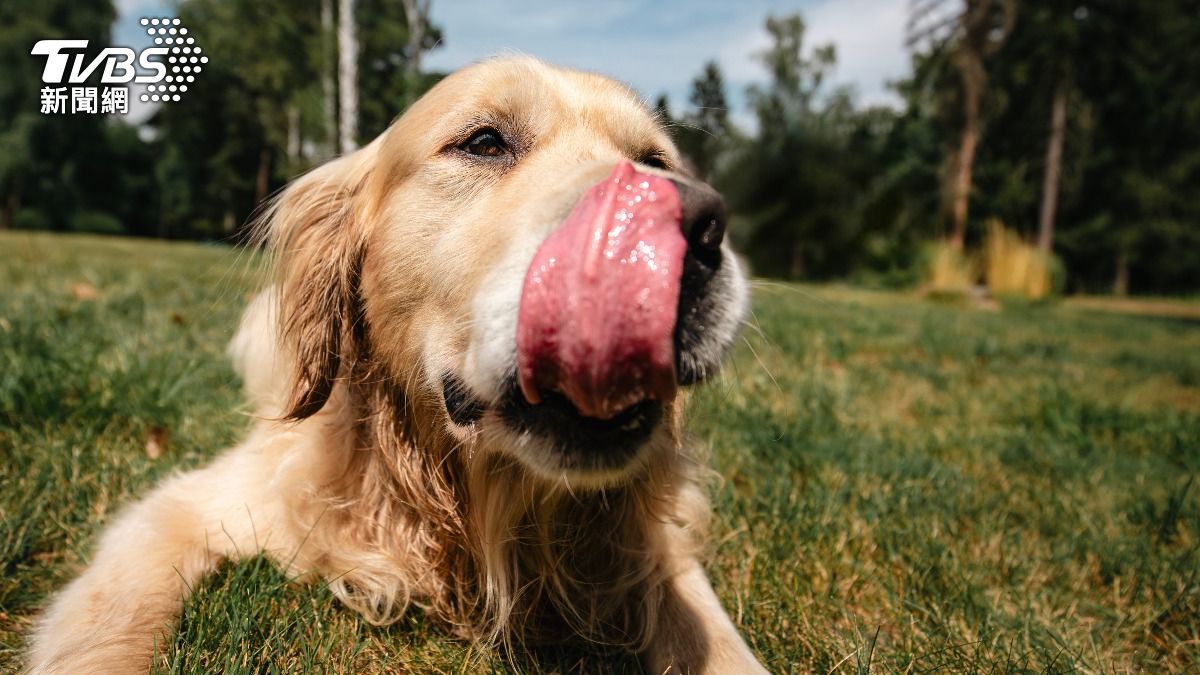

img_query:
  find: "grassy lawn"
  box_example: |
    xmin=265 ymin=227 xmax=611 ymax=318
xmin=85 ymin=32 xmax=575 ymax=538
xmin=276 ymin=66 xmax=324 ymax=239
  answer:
xmin=2 ymin=230 xmax=1198 ymax=673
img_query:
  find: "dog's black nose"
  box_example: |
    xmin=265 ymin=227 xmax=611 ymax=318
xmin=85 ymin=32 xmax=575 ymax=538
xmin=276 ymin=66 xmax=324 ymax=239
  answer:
xmin=671 ymin=178 xmax=726 ymax=267
xmin=670 ymin=178 xmax=728 ymax=386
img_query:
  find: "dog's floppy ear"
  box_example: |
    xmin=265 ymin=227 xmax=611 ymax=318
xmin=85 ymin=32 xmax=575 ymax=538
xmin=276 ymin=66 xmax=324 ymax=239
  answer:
xmin=260 ymin=145 xmax=376 ymax=421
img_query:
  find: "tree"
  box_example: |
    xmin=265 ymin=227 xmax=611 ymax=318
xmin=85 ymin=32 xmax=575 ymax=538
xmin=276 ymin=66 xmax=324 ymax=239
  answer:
xmin=933 ymin=0 xmax=1200 ymax=294
xmin=147 ymin=0 xmax=326 ymax=238
xmin=145 ymin=0 xmax=442 ymax=238
xmin=320 ymin=0 xmax=336 ymax=158
xmin=1036 ymin=79 xmax=1066 ymax=252
xmin=1064 ymin=0 xmax=1200 ymax=294
xmin=0 ymin=0 xmax=116 ymax=231
xmin=958 ymin=0 xmax=1083 ymax=255
xmin=722 ymin=14 xmax=897 ymax=279
xmin=990 ymin=0 xmax=1082 ymax=254
xmin=400 ymin=0 xmax=433 ymax=107
xmin=356 ymin=0 xmax=444 ymax=139
xmin=652 ymin=94 xmax=672 ymax=124
xmin=338 ymin=0 xmax=358 ymax=153
xmin=673 ymin=61 xmax=731 ymax=181
xmin=908 ymin=0 xmax=1016 ymax=249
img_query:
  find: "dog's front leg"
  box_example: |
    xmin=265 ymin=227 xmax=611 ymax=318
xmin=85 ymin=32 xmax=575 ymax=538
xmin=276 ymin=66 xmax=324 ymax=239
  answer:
xmin=645 ymin=560 xmax=770 ymax=674
xmin=26 ymin=437 xmax=296 ymax=675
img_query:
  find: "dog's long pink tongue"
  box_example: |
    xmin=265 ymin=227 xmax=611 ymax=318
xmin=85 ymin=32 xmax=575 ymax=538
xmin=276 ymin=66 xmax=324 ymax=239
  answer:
xmin=517 ymin=161 xmax=686 ymax=419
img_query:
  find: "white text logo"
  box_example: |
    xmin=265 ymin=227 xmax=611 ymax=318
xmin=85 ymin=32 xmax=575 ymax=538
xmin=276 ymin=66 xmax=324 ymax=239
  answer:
xmin=32 ymin=17 xmax=207 ymax=115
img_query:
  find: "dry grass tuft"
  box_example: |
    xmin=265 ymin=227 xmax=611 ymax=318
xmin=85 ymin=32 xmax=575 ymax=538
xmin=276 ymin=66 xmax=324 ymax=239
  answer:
xmin=983 ymin=219 xmax=1055 ymax=300
xmin=925 ymin=240 xmax=976 ymax=297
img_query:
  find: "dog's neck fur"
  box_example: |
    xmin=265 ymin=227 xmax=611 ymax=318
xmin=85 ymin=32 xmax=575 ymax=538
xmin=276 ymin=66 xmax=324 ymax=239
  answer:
xmin=296 ymin=361 xmax=709 ymax=653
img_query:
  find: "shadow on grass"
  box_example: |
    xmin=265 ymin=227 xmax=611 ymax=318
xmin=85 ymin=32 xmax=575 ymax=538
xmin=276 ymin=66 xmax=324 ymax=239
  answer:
xmin=164 ymin=556 xmax=646 ymax=675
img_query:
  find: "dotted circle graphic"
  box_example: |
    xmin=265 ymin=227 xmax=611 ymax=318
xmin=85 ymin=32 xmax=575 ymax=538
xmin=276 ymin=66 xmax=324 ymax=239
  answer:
xmin=141 ymin=17 xmax=205 ymax=106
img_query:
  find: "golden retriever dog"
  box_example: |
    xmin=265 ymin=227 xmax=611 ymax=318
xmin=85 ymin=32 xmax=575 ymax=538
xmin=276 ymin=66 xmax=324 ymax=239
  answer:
xmin=26 ymin=56 xmax=766 ymax=674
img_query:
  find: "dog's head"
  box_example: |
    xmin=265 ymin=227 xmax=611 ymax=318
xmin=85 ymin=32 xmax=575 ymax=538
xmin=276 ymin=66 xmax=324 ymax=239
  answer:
xmin=267 ymin=57 xmax=746 ymax=487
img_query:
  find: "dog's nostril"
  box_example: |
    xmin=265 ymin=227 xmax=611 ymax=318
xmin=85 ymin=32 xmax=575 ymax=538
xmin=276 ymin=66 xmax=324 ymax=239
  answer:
xmin=670 ymin=178 xmax=726 ymax=261
xmin=692 ymin=210 xmax=725 ymax=252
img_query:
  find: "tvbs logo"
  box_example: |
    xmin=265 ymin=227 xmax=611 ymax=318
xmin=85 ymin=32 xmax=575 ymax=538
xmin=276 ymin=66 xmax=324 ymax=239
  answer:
xmin=32 ymin=40 xmax=169 ymax=85
xmin=32 ymin=18 xmax=205 ymax=114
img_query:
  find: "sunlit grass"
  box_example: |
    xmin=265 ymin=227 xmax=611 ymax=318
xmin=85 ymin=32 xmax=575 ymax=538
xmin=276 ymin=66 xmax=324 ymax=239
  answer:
xmin=2 ymin=232 xmax=1198 ymax=673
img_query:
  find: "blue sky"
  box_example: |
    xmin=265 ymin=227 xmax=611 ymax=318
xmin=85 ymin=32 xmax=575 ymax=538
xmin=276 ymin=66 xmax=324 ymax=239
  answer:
xmin=114 ymin=0 xmax=910 ymax=127
xmin=424 ymin=0 xmax=909 ymax=125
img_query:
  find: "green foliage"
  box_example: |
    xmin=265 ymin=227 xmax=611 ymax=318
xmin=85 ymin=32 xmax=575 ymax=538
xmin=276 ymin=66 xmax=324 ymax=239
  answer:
xmin=150 ymin=0 xmax=324 ymax=239
xmin=2 ymin=232 xmax=1198 ymax=671
xmin=724 ymin=15 xmax=854 ymax=279
xmin=658 ymin=5 xmax=1200 ymax=294
xmin=356 ymin=0 xmax=444 ymax=140
xmin=671 ymin=61 xmax=731 ymax=182
xmin=0 ymin=0 xmax=117 ymax=231
xmin=664 ymin=15 xmax=937 ymax=281
xmin=1060 ymin=2 xmax=1200 ymax=293
xmin=972 ymin=0 xmax=1200 ymax=294
xmin=69 ymin=210 xmax=123 ymax=235
xmin=13 ymin=209 xmax=50 ymax=231
xmin=2 ymin=2 xmax=1199 ymax=294
xmin=0 ymin=0 xmax=441 ymax=241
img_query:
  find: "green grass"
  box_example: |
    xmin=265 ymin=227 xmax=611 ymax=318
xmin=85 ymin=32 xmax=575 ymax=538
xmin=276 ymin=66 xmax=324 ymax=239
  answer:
xmin=2 ymin=231 xmax=1198 ymax=673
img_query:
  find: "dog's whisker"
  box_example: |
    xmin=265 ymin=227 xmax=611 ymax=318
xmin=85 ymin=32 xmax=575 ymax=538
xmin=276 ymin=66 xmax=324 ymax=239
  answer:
xmin=741 ymin=334 xmax=783 ymax=398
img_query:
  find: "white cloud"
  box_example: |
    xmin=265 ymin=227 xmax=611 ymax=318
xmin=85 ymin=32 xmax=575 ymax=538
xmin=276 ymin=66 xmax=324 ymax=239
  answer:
xmin=716 ymin=0 xmax=908 ymax=111
xmin=806 ymin=0 xmax=908 ymax=107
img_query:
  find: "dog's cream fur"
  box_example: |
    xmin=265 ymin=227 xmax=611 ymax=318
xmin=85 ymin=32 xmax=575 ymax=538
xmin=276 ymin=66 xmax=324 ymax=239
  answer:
xmin=27 ymin=57 xmax=767 ymax=674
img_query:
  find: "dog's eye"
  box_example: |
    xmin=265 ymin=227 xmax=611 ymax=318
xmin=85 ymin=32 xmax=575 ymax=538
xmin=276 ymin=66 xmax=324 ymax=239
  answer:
xmin=461 ymin=129 xmax=510 ymax=158
xmin=639 ymin=153 xmax=670 ymax=170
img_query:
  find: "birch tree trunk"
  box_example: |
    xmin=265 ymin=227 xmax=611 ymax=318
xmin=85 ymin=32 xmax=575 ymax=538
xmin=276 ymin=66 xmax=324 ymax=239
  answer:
xmin=338 ymin=0 xmax=358 ymax=155
xmin=1037 ymin=84 xmax=1067 ymax=253
xmin=321 ymin=0 xmax=337 ymax=157
xmin=401 ymin=0 xmax=429 ymax=80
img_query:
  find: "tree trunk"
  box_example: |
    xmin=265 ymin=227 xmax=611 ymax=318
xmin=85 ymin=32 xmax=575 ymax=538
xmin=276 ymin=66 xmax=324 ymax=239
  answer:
xmin=1113 ymin=251 xmax=1129 ymax=296
xmin=401 ymin=0 xmax=430 ymax=109
xmin=1037 ymin=84 xmax=1067 ymax=253
xmin=321 ymin=0 xmax=336 ymax=157
xmin=1 ymin=188 xmax=17 ymax=230
xmin=338 ymin=0 xmax=359 ymax=155
xmin=286 ymin=105 xmax=300 ymax=163
xmin=939 ymin=0 xmax=1013 ymax=251
xmin=401 ymin=0 xmax=429 ymax=80
xmin=789 ymin=242 xmax=805 ymax=279
xmin=255 ymin=147 xmax=271 ymax=205
xmin=947 ymin=53 xmax=983 ymax=250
